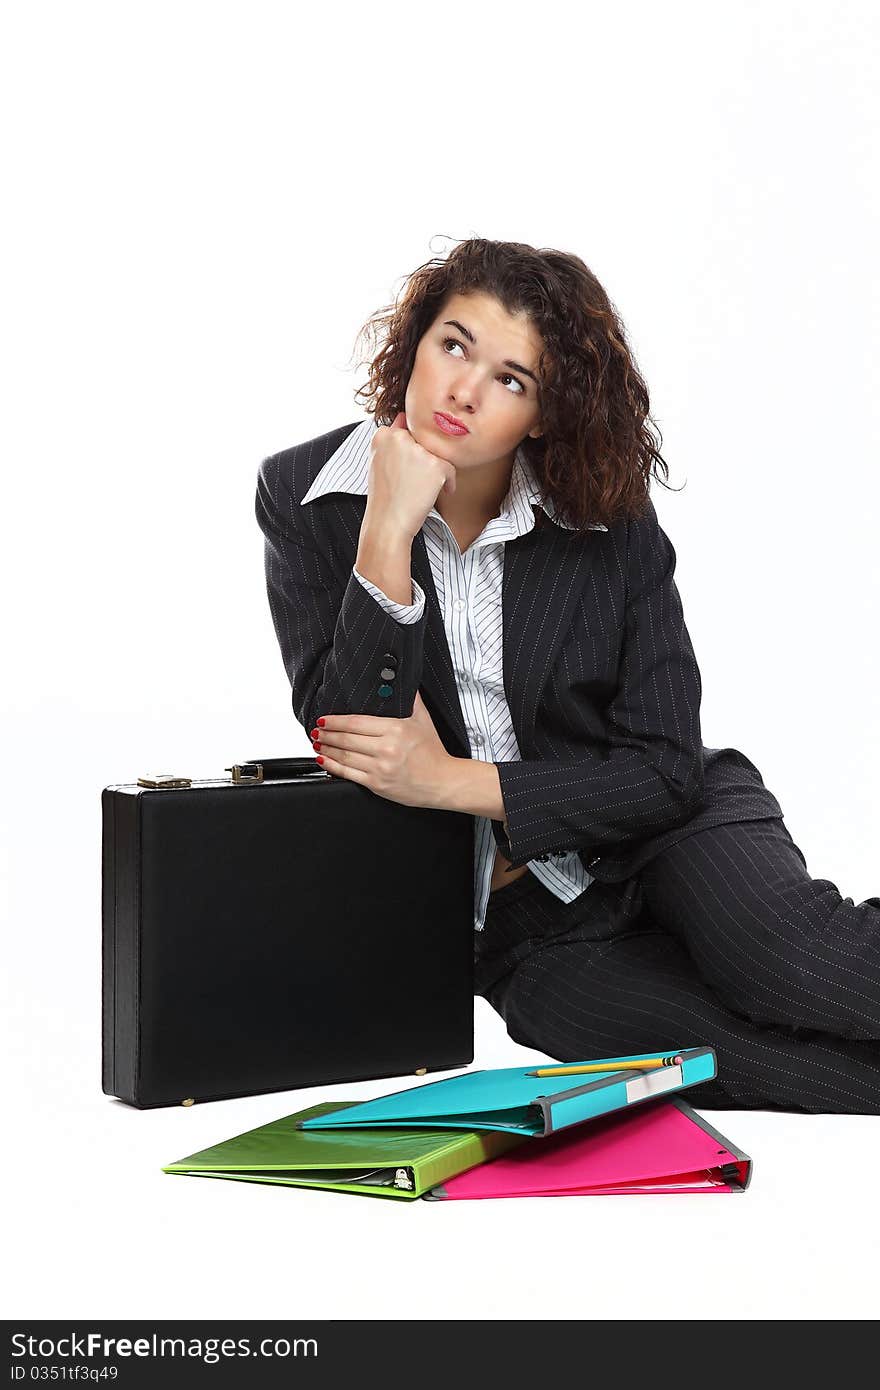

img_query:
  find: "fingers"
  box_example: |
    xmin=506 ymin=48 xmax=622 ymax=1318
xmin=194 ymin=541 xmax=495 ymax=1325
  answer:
xmin=315 ymin=730 xmax=382 ymax=755
xmin=315 ymin=750 xmax=369 ymax=785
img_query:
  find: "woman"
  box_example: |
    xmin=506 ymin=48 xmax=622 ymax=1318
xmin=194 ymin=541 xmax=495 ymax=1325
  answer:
xmin=255 ymin=237 xmax=880 ymax=1113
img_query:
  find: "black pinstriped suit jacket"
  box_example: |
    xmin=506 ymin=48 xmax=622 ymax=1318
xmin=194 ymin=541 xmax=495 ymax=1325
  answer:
xmin=255 ymin=420 xmax=784 ymax=890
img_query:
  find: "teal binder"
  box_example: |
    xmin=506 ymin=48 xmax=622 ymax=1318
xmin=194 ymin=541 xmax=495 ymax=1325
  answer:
xmin=296 ymin=1048 xmax=717 ymax=1138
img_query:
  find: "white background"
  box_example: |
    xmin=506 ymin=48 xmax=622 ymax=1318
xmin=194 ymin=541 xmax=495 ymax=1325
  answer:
xmin=2 ymin=0 xmax=878 ymax=1321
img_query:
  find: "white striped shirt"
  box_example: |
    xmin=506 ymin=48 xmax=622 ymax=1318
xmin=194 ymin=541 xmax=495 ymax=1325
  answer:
xmin=301 ymin=417 xmax=607 ymax=930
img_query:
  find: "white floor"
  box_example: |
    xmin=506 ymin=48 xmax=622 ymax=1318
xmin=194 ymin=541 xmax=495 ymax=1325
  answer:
xmin=5 ymin=989 xmax=878 ymax=1321
xmin=1 ymin=716 xmax=876 ymax=1322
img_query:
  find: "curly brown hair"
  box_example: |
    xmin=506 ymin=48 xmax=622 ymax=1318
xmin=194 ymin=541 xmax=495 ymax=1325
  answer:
xmin=350 ymin=236 xmax=680 ymax=533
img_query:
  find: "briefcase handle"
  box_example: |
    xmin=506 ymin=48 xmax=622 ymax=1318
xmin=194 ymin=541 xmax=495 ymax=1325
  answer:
xmin=134 ymin=758 xmax=327 ymax=790
xmin=228 ymin=756 xmax=325 ymax=784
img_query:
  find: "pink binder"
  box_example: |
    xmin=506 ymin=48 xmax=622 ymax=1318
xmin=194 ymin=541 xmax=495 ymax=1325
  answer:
xmin=423 ymin=1097 xmax=751 ymax=1199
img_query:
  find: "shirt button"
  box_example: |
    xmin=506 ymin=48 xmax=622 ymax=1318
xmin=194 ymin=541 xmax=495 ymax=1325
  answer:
xmin=453 ymin=599 xmax=466 ymax=612
xmin=469 ymin=730 xmax=484 ymax=747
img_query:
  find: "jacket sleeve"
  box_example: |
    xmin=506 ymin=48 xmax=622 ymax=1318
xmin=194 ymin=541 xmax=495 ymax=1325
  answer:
xmin=492 ymin=498 xmax=706 ymax=869
xmin=255 ymin=452 xmax=428 ymax=734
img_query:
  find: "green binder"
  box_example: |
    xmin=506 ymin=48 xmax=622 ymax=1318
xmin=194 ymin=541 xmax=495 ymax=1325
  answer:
xmin=162 ymin=1101 xmax=527 ymax=1200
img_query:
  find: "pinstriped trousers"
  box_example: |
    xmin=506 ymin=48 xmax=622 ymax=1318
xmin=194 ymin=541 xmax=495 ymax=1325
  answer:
xmin=474 ymin=817 xmax=880 ymax=1113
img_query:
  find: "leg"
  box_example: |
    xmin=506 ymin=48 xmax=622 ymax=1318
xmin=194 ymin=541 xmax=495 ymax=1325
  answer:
xmin=636 ymin=818 xmax=880 ymax=1042
xmin=476 ymin=871 xmax=880 ymax=1113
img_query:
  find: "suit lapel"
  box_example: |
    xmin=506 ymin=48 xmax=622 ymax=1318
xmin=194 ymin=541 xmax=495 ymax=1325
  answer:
xmin=410 ymin=517 xmax=603 ymax=760
xmin=501 ymin=520 xmax=602 ymax=754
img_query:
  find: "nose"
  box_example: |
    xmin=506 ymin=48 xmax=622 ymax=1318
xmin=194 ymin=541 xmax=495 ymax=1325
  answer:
xmin=448 ymin=374 xmax=477 ymax=413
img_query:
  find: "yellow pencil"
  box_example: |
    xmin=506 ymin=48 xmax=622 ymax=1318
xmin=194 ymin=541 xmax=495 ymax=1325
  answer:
xmin=525 ymin=1055 xmax=684 ymax=1077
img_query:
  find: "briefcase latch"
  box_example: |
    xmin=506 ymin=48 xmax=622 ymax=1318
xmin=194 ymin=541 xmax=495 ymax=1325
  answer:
xmin=226 ymin=763 xmax=265 ymax=784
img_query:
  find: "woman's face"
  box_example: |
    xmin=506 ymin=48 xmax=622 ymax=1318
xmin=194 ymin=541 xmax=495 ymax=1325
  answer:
xmin=403 ymin=290 xmax=545 ymax=472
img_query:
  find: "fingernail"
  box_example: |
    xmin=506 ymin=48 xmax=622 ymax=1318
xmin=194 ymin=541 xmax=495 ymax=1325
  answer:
xmin=316 ymin=755 xmax=324 ymax=764
xmin=317 ymin=718 xmax=326 ymax=727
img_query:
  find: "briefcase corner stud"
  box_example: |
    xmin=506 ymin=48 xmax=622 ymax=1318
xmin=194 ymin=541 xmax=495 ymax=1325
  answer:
xmin=181 ymin=1098 xmax=195 ymax=1107
xmin=136 ymin=774 xmax=193 ymax=789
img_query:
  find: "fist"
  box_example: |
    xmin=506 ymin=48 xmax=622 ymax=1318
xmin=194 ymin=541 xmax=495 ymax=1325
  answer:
xmin=366 ymin=411 xmax=457 ymax=539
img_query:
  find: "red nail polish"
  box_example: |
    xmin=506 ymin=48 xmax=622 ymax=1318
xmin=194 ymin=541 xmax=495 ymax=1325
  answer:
xmin=316 ymin=755 xmax=324 ymax=764
xmin=317 ymin=718 xmax=326 ymax=727
xmin=312 ymin=741 xmax=321 ymax=750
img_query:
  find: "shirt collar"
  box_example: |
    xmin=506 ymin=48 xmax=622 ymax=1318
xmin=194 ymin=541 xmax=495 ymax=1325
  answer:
xmin=300 ymin=417 xmax=607 ymax=538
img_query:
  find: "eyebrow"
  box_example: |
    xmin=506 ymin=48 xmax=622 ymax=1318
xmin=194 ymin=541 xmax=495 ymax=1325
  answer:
xmin=442 ymin=320 xmax=539 ymax=385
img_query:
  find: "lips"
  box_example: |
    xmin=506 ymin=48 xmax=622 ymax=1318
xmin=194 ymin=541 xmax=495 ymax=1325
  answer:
xmin=434 ymin=411 xmax=469 ymax=435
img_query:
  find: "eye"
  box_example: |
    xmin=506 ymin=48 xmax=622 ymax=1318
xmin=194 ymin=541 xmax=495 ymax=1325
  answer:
xmin=498 ymin=372 xmax=525 ymax=395
xmin=441 ymin=336 xmax=526 ymax=395
xmin=442 ymin=335 xmax=465 ymax=358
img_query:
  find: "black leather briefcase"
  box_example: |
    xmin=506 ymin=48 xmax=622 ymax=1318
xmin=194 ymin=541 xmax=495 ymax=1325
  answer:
xmin=102 ymin=756 xmax=475 ymax=1108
